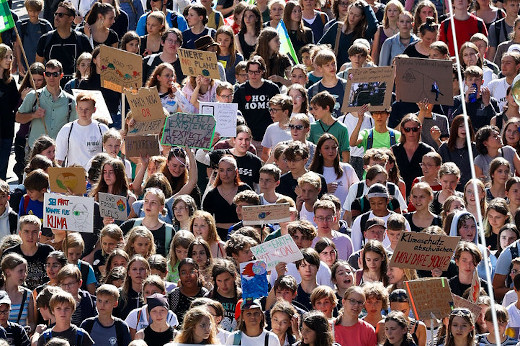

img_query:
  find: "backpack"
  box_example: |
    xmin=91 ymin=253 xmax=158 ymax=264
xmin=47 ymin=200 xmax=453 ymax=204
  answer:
xmin=133 ymin=218 xmax=174 ymax=252
xmin=78 ymin=260 xmax=91 ymax=291
xmin=492 ymin=18 xmax=506 ymax=50
xmin=81 ymin=317 xmax=127 ymax=346
xmin=43 ymin=327 xmax=85 ymax=346
xmin=366 ymin=128 xmax=396 ymax=149
xmin=442 ymin=17 xmax=484 ymax=45
xmin=231 ymin=331 xmax=270 ymax=345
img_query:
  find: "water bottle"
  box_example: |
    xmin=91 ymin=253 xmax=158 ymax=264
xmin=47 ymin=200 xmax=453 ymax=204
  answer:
xmin=469 ymin=83 xmax=478 ymax=103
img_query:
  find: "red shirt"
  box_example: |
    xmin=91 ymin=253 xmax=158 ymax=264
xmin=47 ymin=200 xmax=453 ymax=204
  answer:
xmin=334 ymin=320 xmax=377 ymax=346
xmin=438 ymin=14 xmax=488 ymax=56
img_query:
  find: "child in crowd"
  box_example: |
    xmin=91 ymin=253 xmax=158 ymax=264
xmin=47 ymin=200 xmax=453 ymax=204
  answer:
xmin=93 ymin=225 xmax=124 ymax=281
xmin=63 ymin=233 xmax=97 ymax=294
xmin=18 ymin=169 xmax=48 ymax=220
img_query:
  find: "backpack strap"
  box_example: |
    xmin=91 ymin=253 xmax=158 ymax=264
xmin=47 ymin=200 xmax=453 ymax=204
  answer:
xmin=42 ymin=329 xmax=53 ymax=343
xmin=64 ymin=121 xmax=74 ymax=166
xmin=360 ymin=212 xmax=371 ymax=245
xmin=16 ymin=289 xmax=27 ymax=324
xmin=76 ymin=328 xmax=84 ymax=346
xmin=170 ymin=13 xmax=178 ymax=28
xmin=165 ymin=224 xmax=173 ymax=254
xmin=264 ymin=333 xmax=269 ymax=346
xmin=81 ymin=318 xmax=95 ymax=333
xmin=477 ymin=18 xmax=484 ymax=34
xmin=334 ymin=22 xmax=343 ymax=57
xmin=23 ymin=195 xmax=30 ymax=215
xmin=389 ymin=129 xmax=396 ymax=146
xmin=134 ymin=218 xmax=144 ymax=226
xmin=135 ymin=308 xmax=142 ymax=330
xmin=114 ymin=319 xmax=126 ymax=346
xmin=355 ymin=182 xmax=364 ymax=199
xmin=232 ymin=331 xmax=242 ymax=345
xmin=367 ymin=129 xmax=374 ymax=149
xmin=495 ymin=18 xmax=503 ymax=49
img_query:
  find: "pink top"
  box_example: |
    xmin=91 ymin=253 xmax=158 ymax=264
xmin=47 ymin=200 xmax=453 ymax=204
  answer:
xmin=334 ymin=320 xmax=377 ymax=346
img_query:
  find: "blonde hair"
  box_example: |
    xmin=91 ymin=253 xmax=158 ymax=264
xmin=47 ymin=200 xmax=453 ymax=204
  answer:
xmin=124 ymin=226 xmax=156 ymax=258
xmin=175 ymin=307 xmax=218 ymax=344
xmin=189 ymin=211 xmax=220 ymax=243
xmin=167 ymin=230 xmax=195 ymax=269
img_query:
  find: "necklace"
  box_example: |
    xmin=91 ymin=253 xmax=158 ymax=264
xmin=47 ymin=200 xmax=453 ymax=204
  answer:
xmin=220 ymin=186 xmax=237 ymax=198
xmin=319 ymin=120 xmax=337 ymax=133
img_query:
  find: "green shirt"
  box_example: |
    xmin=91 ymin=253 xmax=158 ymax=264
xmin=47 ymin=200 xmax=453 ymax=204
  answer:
xmin=18 ymin=87 xmax=78 ymax=148
xmin=358 ymin=128 xmax=401 ymax=151
xmin=309 ymin=120 xmax=350 ymax=153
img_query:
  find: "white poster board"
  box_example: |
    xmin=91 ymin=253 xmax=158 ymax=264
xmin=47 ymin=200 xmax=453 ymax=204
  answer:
xmin=199 ymin=102 xmax=238 ymax=137
xmin=250 ymin=234 xmax=303 ymax=271
xmin=43 ymin=193 xmax=95 ymax=232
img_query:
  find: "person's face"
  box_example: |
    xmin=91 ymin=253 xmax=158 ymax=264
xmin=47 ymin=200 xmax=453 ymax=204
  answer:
xmin=372 ymin=111 xmax=389 ymax=125
xmin=386 ymin=4 xmax=400 ymax=20
xmin=291 ymin=5 xmax=302 ymax=22
xmin=411 ymin=188 xmax=431 ymax=211
xmin=465 ymin=184 xmax=484 ymax=207
xmin=216 ymin=271 xmax=235 ymax=295
xmin=187 ymin=9 xmax=202 ymax=26
xmin=101 ymin=10 xmax=116 ymax=28
xmin=364 ymin=250 xmax=383 ymax=272
xmin=453 ymin=0 xmax=469 ymax=11
xmin=96 ymin=294 xmax=117 ymax=315
xmin=290 ymin=69 xmax=307 ymax=86
xmin=53 ymin=7 xmax=73 ymax=28
xmin=501 ymin=55 xmax=519 ymax=77
xmin=45 ymin=256 xmax=63 ymax=280
xmin=269 ymin=3 xmax=285 ymax=22
xmin=459 ymin=219 xmax=477 ymax=242
xmin=298 ymin=260 xmax=318 ymax=281
xmin=268 ymin=35 xmax=281 ymax=53
xmin=167 ymin=155 xmax=186 ymax=178
xmin=216 ymin=88 xmax=233 ymax=103
xmin=288 ymin=119 xmax=308 ymax=142
xmin=387 ymin=266 xmax=405 ymax=284
xmin=504 ymin=122 xmax=520 ymax=146
xmin=419 ymin=5 xmax=434 ymax=21
xmin=44 ymin=67 xmax=62 ymax=88
xmin=144 ymin=193 xmax=163 ymax=217
xmin=451 ymin=316 xmax=473 ymax=339
xmin=193 ymin=316 xmax=212 ymax=343
xmin=320 ymin=139 xmax=339 ymax=163
xmin=259 ymin=172 xmax=279 ymax=193
xmin=53 ymin=303 xmax=74 ymax=324
xmin=348 ymin=6 xmax=363 ymax=27
xmin=465 ymin=75 xmax=483 ymax=90
xmin=162 ymin=33 xmax=180 ymax=55
xmin=129 ymin=261 xmax=148 ymax=285
xmin=179 ymin=263 xmax=199 ymax=287
xmin=366 ymin=172 xmax=387 ymax=187
xmin=271 ymin=311 xmax=291 ymax=335
xmin=0 ymin=48 xmax=13 ymax=71
xmin=300 ymin=182 xmax=320 ymax=204
xmin=133 ymin=236 xmax=151 ymax=256
xmin=291 ymin=230 xmax=313 ymax=249
xmin=301 ymin=323 xmax=317 ymax=344
xmin=243 ymin=10 xmax=257 ymax=27
xmin=109 ymin=255 xmax=128 ymax=270
xmin=59 ymin=277 xmax=80 ymax=295
xmin=150 ymin=306 xmax=168 ymax=323
xmin=269 ymin=103 xmax=285 ymax=123
xmin=369 ymin=197 xmax=388 ymax=215
xmin=236 ymin=69 xmax=248 ymax=84
xmin=275 ymin=288 xmax=296 ymax=302
xmin=314 ymin=297 xmax=334 ymax=316
xmin=33 ymin=73 xmax=45 ymax=88
xmin=101 ymin=236 xmax=119 ymax=255
xmin=365 ymin=296 xmax=383 ymax=314
xmin=234 ymin=131 xmax=252 ymax=154
xmin=386 ymin=229 xmax=401 ymax=246
xmin=319 ymin=60 xmax=337 ymax=77
xmin=385 ymin=320 xmax=407 ymax=345
xmin=146 ymin=17 xmax=162 ymax=35
xmin=76 ymin=100 xmax=95 ymax=122
xmin=349 ymin=53 xmax=367 ymax=68
xmin=402 ymin=120 xmax=421 ymax=141
xmin=173 ymin=201 xmax=190 ymax=222
xmin=247 ymin=63 xmax=264 ymax=83
xmin=302 ymin=52 xmax=312 ymax=67
xmin=125 ymin=39 xmax=140 ymax=54
xmin=175 ymin=246 xmax=189 ymax=261
xmin=364 ymin=225 xmax=385 ymax=242
xmin=500 ymin=229 xmax=518 ymax=250
xmin=462 ymin=48 xmax=479 ymax=67
xmin=343 ymin=292 xmax=365 ymax=317
xmin=491 ymin=164 xmax=510 ymax=186
xmin=157 ymin=67 xmax=175 ymax=88
xmin=429 ymin=48 xmax=447 ymax=60
xmin=218 ymin=161 xmax=237 ymax=184
xmin=216 ymin=34 xmax=231 ymax=52
xmin=286 ymin=154 xmax=307 ymax=172
xmin=200 ymin=0 xmax=212 ymax=7
xmin=27 ymin=9 xmax=40 ymax=22
xmin=510 ymin=263 xmax=520 ymax=281
xmin=333 ymin=264 xmax=354 ymax=289
xmin=102 ymin=164 xmax=116 ymax=187
xmin=421 ymin=30 xmax=437 ymax=47
xmin=440 ymin=174 xmax=459 ymax=192
xmin=149 ymin=0 xmax=163 ymax=10
xmin=0 ymin=304 xmax=9 ymax=326
xmin=319 ymin=246 xmax=337 ymax=268
xmin=235 ymin=245 xmax=254 ymax=263
xmin=456 ymin=251 xmax=476 ymax=274
xmin=67 ymin=246 xmax=82 ymax=264
xmin=391 ymin=302 xmax=410 ymax=316
xmin=78 ymin=59 xmax=91 ymax=77
xmin=20 ymin=224 xmax=40 ymax=245
xmin=507 ymin=182 xmax=520 ymax=206
xmin=191 ymin=244 xmax=208 ymax=267
xmin=104 ymin=138 xmax=121 ymax=157
xmin=243 ymin=307 xmax=262 ymax=328
xmin=397 ymin=13 xmax=412 ymax=33
xmin=420 ymin=156 xmax=440 ymax=178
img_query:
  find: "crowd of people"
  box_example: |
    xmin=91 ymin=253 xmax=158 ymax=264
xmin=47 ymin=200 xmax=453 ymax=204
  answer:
xmin=0 ymin=0 xmax=519 ymax=343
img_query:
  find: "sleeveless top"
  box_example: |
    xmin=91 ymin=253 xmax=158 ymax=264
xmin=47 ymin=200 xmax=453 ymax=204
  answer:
xmin=143 ymin=325 xmax=175 ymax=346
xmin=238 ymin=31 xmax=257 ymax=60
xmin=377 ymin=26 xmax=390 ymax=54
xmin=9 ymin=288 xmax=30 ymax=326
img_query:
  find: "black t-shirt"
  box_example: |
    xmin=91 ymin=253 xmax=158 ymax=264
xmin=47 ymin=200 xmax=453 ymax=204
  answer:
xmin=3 ymin=243 xmax=54 ymax=290
xmin=142 ymin=54 xmax=186 ymax=85
xmin=36 ymin=30 xmax=93 ymax=77
xmin=232 ymin=80 xmax=281 ymax=141
xmin=139 ymin=35 xmax=163 ymax=56
xmin=202 ymin=184 xmax=253 ymax=225
xmin=403 ymin=212 xmax=443 ymax=233
xmin=168 ymin=287 xmax=209 ymax=324
xmin=208 ymin=290 xmax=238 ymax=332
xmin=216 ymin=0 xmax=234 ymax=17
xmin=208 ymin=149 xmax=262 ymax=188
xmin=143 ymin=325 xmax=174 ymax=346
xmin=0 ymin=79 xmax=20 ymax=139
xmin=276 ymin=172 xmax=328 ymax=202
xmin=449 ymin=276 xmax=489 ymax=297
xmin=403 ymin=42 xmax=428 ymax=59
xmin=295 ymin=284 xmax=312 ymax=311
xmin=392 ymin=142 xmax=435 ymax=198
xmin=4 ymin=321 xmax=30 ymax=346
xmin=112 ymin=10 xmax=129 ymax=39
xmin=78 ymin=27 xmax=119 ymax=48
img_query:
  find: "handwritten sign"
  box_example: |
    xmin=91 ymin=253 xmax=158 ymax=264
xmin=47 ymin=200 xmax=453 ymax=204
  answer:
xmin=342 ymin=66 xmax=394 ymax=113
xmin=100 ymin=45 xmax=142 ymax=93
xmin=125 ymin=134 xmax=160 ymax=158
xmin=48 ymin=167 xmax=86 ymax=195
xmin=178 ymin=48 xmax=220 ymax=79
xmin=72 ymin=89 xmax=113 ymax=124
xmin=395 ymin=57 xmax=454 ymax=105
xmin=389 ymin=231 xmax=460 ymax=271
xmin=161 ymin=113 xmax=216 ymax=149
xmin=242 ymin=203 xmax=291 ymax=225
xmin=199 ymin=102 xmax=238 ymax=137
xmin=452 ymin=295 xmax=481 ymax=323
xmin=43 ymin=193 xmax=95 ymax=232
xmin=240 ymin=260 xmax=268 ymax=300
xmin=405 ymin=278 xmax=453 ymax=320
xmin=98 ymin=192 xmax=127 ymax=221
xmin=251 ymin=234 xmax=303 ymax=271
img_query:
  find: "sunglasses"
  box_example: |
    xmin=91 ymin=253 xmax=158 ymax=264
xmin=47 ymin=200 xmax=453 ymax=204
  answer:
xmin=54 ymin=12 xmax=71 ymax=17
xmin=451 ymin=308 xmax=472 ymax=316
xmin=44 ymin=71 xmax=61 ymax=77
xmin=403 ymin=126 xmax=420 ymax=133
xmin=288 ymin=124 xmax=305 ymax=130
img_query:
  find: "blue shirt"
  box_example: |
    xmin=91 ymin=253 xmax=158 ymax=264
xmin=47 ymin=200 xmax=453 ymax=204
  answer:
xmin=136 ymin=10 xmax=188 ymax=36
xmin=379 ymin=33 xmax=419 ymax=66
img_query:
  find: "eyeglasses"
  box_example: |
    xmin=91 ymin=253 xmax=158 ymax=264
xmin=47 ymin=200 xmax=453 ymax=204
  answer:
xmin=269 ymin=108 xmax=282 ymax=113
xmin=347 ymin=298 xmax=364 ymax=306
xmin=60 ymin=281 xmax=79 ymax=289
xmin=512 ymin=269 xmax=519 ymax=275
xmin=44 ymin=71 xmax=60 ymax=77
xmin=248 ymin=70 xmax=263 ymax=75
xmin=238 ymin=73 xmax=248 ymax=77
xmin=403 ymin=126 xmax=420 ymax=133
xmin=0 ymin=310 xmax=9 ymax=316
xmin=54 ymin=12 xmax=71 ymax=17
xmin=288 ymin=124 xmax=305 ymax=130
xmin=315 ymin=216 xmax=334 ymax=222
xmin=219 ymin=94 xmax=233 ymax=100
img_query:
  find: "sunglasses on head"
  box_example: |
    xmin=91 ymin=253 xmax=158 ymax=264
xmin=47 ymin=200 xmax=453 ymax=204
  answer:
xmin=403 ymin=126 xmax=420 ymax=133
xmin=44 ymin=71 xmax=61 ymax=77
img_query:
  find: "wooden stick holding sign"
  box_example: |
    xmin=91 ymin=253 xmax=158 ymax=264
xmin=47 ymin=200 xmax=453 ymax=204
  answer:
xmin=178 ymin=48 xmax=220 ymax=79
xmin=405 ymin=278 xmax=454 ymax=321
xmin=251 ymin=234 xmax=303 ymax=271
xmin=242 ymin=203 xmax=291 ymax=225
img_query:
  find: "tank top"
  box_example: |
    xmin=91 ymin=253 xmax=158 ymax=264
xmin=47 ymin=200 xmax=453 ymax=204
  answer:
xmin=238 ymin=32 xmax=257 ymax=60
xmin=143 ymin=325 xmax=175 ymax=346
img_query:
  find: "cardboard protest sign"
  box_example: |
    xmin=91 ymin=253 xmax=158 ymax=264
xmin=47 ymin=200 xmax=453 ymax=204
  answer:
xmin=72 ymin=89 xmax=112 ymax=124
xmin=342 ymin=67 xmax=394 ymax=113
xmin=161 ymin=113 xmax=216 ymax=149
xmin=395 ymin=57 xmax=454 ymax=105
xmin=43 ymin=193 xmax=95 ymax=232
xmin=125 ymin=134 xmax=160 ymax=158
xmin=98 ymin=192 xmax=128 ymax=221
xmin=48 ymin=167 xmax=86 ymax=195
xmin=100 ymin=45 xmax=142 ymax=93
xmin=242 ymin=203 xmax=291 ymax=226
xmin=178 ymin=48 xmax=220 ymax=79
xmin=405 ymin=278 xmax=453 ymax=320
xmin=199 ymin=102 xmax=238 ymax=137
xmin=390 ymin=231 xmax=460 ymax=271
xmin=251 ymin=234 xmax=303 ymax=271
xmin=452 ymin=295 xmax=481 ymax=323
xmin=240 ymin=260 xmax=268 ymax=300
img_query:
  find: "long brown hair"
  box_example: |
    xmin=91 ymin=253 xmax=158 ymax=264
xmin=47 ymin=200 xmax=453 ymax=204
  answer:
xmin=447 ymin=115 xmax=475 ymax=151
xmin=0 ymin=44 xmax=12 ymax=83
xmin=19 ymin=63 xmax=46 ymax=93
xmin=90 ymin=158 xmax=130 ymax=200
xmin=146 ymin=62 xmax=178 ymax=94
xmin=284 ymin=1 xmax=306 ymax=41
xmin=161 ymin=147 xmax=189 ymax=193
xmin=253 ymin=27 xmax=284 ymax=77
xmin=240 ymin=5 xmax=262 ymax=36
xmin=216 ymin=25 xmax=238 ymax=67
xmin=344 ymin=1 xmax=367 ymax=40
xmin=174 ymin=307 xmax=218 ymax=344
xmin=309 ymin=133 xmax=343 ymax=179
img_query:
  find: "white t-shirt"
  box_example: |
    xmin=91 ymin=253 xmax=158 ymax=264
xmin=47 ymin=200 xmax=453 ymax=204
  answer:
xmin=125 ymin=305 xmax=178 ymax=332
xmin=322 ymin=163 xmax=360 ymax=206
xmin=337 ymin=113 xmax=373 ymax=158
xmin=503 ymin=289 xmax=517 ymax=307
xmin=299 ymin=204 xmax=316 ymax=226
xmin=507 ymin=303 xmax=520 ymax=339
xmin=487 ymin=77 xmax=509 ymax=112
xmin=226 ymin=330 xmax=281 ymax=346
xmin=55 ymin=120 xmax=109 ymax=169
xmin=261 ymin=123 xmax=292 ymax=149
xmin=269 ymin=260 xmax=334 ymax=288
